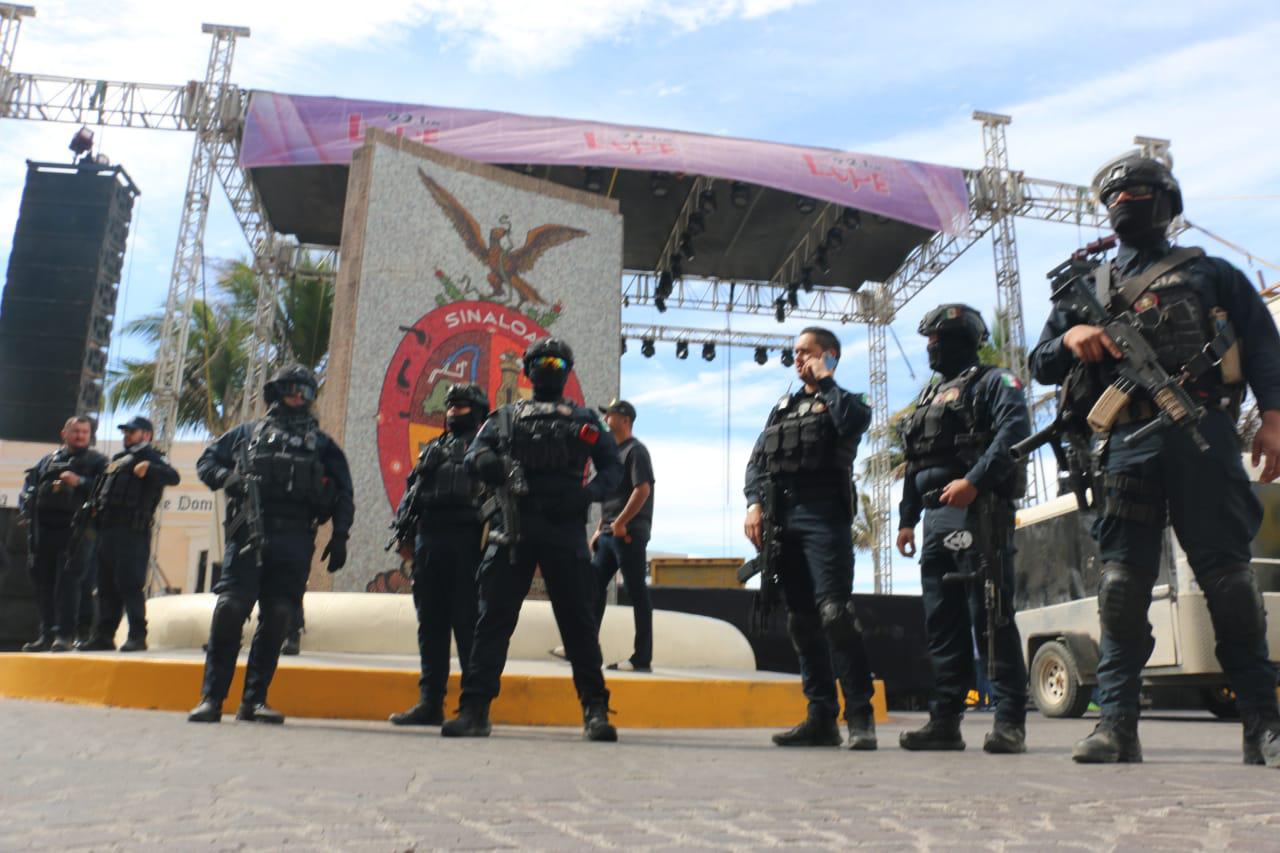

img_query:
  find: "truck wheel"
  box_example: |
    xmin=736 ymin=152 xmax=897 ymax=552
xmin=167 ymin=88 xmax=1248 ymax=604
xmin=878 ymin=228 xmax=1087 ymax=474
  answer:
xmin=1030 ymin=641 xmax=1092 ymax=718
xmin=1201 ymin=686 xmax=1240 ymax=720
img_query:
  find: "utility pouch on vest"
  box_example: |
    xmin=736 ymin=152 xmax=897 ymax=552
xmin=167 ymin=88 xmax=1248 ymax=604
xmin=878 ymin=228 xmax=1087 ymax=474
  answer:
xmin=1210 ymin=307 xmax=1243 ymax=384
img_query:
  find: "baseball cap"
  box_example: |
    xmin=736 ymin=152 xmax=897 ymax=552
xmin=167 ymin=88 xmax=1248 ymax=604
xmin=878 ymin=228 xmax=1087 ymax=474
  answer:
xmin=118 ymin=416 xmax=154 ymax=433
xmin=597 ymin=399 xmax=637 ymax=421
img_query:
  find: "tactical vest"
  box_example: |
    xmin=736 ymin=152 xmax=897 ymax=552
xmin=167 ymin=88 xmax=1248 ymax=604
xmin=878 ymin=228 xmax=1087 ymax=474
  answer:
xmin=509 ymin=400 xmax=594 ymax=478
xmin=95 ymin=450 xmax=163 ymax=528
xmin=759 ymin=394 xmax=855 ymax=478
xmin=33 ymin=451 xmax=100 ymax=521
xmin=249 ymin=418 xmax=335 ymax=519
xmin=901 ymin=366 xmax=993 ymax=472
xmin=414 ymin=434 xmax=481 ymax=511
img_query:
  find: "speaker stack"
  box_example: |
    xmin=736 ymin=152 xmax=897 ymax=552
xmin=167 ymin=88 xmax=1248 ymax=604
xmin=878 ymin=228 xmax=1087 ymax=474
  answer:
xmin=0 ymin=161 xmax=139 ymax=441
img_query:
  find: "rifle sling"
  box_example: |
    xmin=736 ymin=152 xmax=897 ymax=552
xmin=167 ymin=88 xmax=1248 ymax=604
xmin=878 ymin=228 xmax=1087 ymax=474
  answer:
xmin=1108 ymin=247 xmax=1204 ymax=314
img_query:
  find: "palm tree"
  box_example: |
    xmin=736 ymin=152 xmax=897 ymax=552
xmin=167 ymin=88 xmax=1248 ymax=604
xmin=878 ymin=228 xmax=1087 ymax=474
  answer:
xmin=852 ymin=491 xmax=881 ymax=553
xmin=106 ymin=253 xmax=335 ymax=436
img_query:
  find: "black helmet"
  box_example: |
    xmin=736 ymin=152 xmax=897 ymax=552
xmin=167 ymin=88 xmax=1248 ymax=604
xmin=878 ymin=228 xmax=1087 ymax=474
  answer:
xmin=918 ymin=304 xmax=989 ymax=345
xmin=1093 ymin=154 xmax=1183 ymax=218
xmin=264 ymin=364 xmax=318 ymax=405
xmin=522 ymin=337 xmax=575 ymax=375
xmin=444 ymin=383 xmax=490 ymax=419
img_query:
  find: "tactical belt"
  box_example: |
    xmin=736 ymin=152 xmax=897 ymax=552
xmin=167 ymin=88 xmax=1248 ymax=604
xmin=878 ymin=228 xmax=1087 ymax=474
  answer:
xmin=778 ymin=481 xmax=847 ymax=507
xmin=264 ymin=516 xmax=316 ymax=533
xmin=1100 ymin=473 xmax=1166 ymax=526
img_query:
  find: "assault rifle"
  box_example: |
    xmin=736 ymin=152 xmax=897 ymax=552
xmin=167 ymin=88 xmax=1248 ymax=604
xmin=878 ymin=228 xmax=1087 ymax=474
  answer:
xmin=1044 ymin=235 xmax=1208 ymax=452
xmin=384 ymin=443 xmax=442 ymax=551
xmin=736 ymin=480 xmax=784 ymax=625
xmin=224 ymin=435 xmax=265 ymax=570
xmin=930 ymin=488 xmax=1011 ymax=681
xmin=479 ymin=407 xmax=529 ymax=561
xmin=67 ymin=457 xmax=122 ymax=555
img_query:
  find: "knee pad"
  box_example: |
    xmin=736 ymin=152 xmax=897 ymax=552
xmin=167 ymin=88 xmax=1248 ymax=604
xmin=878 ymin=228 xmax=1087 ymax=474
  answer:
xmin=1200 ymin=564 xmax=1267 ymax=648
xmin=818 ymin=597 xmax=859 ymax=648
xmin=1097 ymin=564 xmax=1152 ymax=643
xmin=210 ymin=594 xmax=251 ymax=642
xmin=786 ymin=610 xmax=823 ymax=655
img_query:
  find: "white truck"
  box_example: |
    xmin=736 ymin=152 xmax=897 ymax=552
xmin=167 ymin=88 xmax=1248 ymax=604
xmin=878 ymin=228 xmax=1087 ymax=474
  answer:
xmin=1013 ymin=472 xmax=1280 ymax=718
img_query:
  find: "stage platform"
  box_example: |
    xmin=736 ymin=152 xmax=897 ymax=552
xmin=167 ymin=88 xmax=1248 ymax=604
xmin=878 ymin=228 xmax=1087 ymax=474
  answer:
xmin=0 ymin=649 xmax=886 ymax=728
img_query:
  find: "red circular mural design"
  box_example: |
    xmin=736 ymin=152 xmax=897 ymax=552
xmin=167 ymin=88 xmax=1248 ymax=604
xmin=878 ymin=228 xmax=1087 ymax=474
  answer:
xmin=376 ymin=300 xmax=582 ymax=509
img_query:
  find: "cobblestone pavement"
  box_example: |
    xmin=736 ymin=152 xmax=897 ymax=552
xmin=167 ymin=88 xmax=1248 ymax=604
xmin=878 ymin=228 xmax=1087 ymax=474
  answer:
xmin=2 ymin=699 xmax=1276 ymax=851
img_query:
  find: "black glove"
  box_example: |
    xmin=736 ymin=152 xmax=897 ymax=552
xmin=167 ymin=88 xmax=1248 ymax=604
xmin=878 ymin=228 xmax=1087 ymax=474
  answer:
xmin=473 ymin=449 xmax=505 ymax=487
xmin=222 ymin=470 xmax=244 ymax=498
xmin=322 ymin=535 xmax=348 ymax=573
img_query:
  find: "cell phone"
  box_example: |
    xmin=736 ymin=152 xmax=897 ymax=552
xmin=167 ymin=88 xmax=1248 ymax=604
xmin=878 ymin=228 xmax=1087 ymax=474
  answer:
xmin=822 ymin=353 xmax=838 ymax=371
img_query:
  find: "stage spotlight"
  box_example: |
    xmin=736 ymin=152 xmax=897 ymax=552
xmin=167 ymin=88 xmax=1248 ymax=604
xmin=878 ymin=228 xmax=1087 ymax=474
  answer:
xmin=698 ymin=188 xmax=717 ymax=216
xmin=825 ymin=226 xmax=844 ymax=251
xmin=69 ymin=126 xmax=94 ymax=159
xmin=753 ymin=346 xmax=768 ymax=365
xmin=676 ymin=340 xmax=689 ymax=360
xmin=650 ymin=171 xmax=672 ymax=198
xmin=701 ymin=342 xmax=716 ymax=362
xmin=841 ymin=207 xmax=862 ymax=229
xmin=655 ymin=295 xmax=668 ymax=313
xmin=686 ymin=211 xmax=706 ymax=237
xmin=795 ymin=196 xmax=816 ymax=214
xmin=670 ymin=257 xmax=684 ymax=280
xmin=641 ymin=337 xmax=656 ymax=358
xmin=780 ymin=349 xmax=795 ymax=367
xmin=584 ymin=167 xmax=605 ymax=193
xmin=730 ymin=181 xmax=751 ymax=209
xmin=657 ymin=270 xmax=674 ymax=297
xmin=679 ymin=232 xmax=695 ymax=261
xmin=801 ymin=266 xmax=814 ymax=292
xmin=787 ymin=285 xmax=800 ymax=308
xmin=814 ymin=245 xmax=830 ymax=274
xmin=774 ymin=297 xmax=787 ymax=323
xmin=620 ymin=337 xmax=627 ymax=355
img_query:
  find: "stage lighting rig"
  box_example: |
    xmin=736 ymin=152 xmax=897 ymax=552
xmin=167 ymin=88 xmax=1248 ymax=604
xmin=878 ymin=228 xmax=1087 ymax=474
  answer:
xmin=780 ymin=349 xmax=795 ymax=367
xmin=800 ymin=266 xmax=814 ymax=291
xmin=753 ymin=347 xmax=768 ymax=365
xmin=825 ymin=226 xmax=845 ymax=252
xmin=641 ymin=338 xmax=656 ymax=358
xmin=670 ymin=256 xmax=684 ymax=280
xmin=730 ymin=181 xmax=751 ymax=209
xmin=795 ymin=196 xmax=816 ymax=214
xmin=620 ymin=337 xmax=627 ymax=355
xmin=774 ymin=297 xmax=787 ymax=323
xmin=584 ymin=167 xmax=605 ymax=193
xmin=686 ymin=211 xmax=706 ymax=237
xmin=841 ymin=207 xmax=862 ymax=229
xmin=697 ymin=188 xmax=717 ymax=216
xmin=649 ymin=171 xmax=672 ymax=198
xmin=813 ymin=245 xmax=830 ymax=274
xmin=701 ymin=342 xmax=716 ymax=362
xmin=676 ymin=340 xmax=689 ymax=360
xmin=679 ymin=232 xmax=695 ymax=261
xmin=69 ymin=126 xmax=94 ymax=161
xmin=787 ymin=285 xmax=800 ymax=308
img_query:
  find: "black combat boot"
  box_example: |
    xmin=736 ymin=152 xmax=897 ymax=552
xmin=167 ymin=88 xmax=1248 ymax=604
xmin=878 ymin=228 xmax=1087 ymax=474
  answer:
xmin=1071 ymin=714 xmax=1141 ymax=763
xmin=119 ymin=636 xmax=147 ymax=653
xmin=50 ymin=635 xmax=75 ymax=653
xmin=281 ymin=632 xmax=301 ymax=656
xmin=236 ymin=703 xmax=286 ymax=724
xmin=583 ymin=703 xmax=618 ymax=742
xmin=1242 ymin=712 xmax=1280 ymax=768
xmin=188 ymin=697 xmax=223 ymax=723
xmin=22 ymin=634 xmax=52 ymax=653
xmin=77 ymin=635 xmax=116 ymax=652
xmin=389 ymin=700 xmax=445 ymax=726
xmin=441 ymin=703 xmax=492 ymax=738
xmin=899 ymin=716 xmax=965 ymax=751
xmin=982 ymin=720 xmax=1027 ymax=754
xmin=772 ymin=711 xmax=842 ymax=747
xmin=846 ymin=710 xmax=877 ymax=751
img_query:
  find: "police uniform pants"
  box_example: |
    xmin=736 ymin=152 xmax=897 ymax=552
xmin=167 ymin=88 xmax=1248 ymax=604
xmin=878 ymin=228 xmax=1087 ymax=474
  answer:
xmin=461 ymin=521 xmax=608 ymax=709
xmin=200 ymin=524 xmax=314 ymax=705
xmin=412 ymin=521 xmax=481 ymax=706
xmin=592 ymin=531 xmax=653 ymax=668
xmin=94 ymin=525 xmax=150 ymax=642
xmin=919 ymin=504 xmax=1028 ymax=724
xmin=29 ymin=524 xmax=88 ymax=639
xmin=1093 ymin=409 xmax=1278 ymax=717
xmin=777 ymin=500 xmax=875 ymax=722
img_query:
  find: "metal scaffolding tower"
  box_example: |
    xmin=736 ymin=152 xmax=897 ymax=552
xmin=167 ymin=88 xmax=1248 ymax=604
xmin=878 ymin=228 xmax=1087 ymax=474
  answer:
xmin=863 ymin=295 xmax=893 ymax=593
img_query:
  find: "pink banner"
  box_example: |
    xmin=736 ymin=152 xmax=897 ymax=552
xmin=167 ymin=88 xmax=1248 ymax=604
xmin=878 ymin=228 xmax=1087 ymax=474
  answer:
xmin=241 ymin=91 xmax=970 ymax=235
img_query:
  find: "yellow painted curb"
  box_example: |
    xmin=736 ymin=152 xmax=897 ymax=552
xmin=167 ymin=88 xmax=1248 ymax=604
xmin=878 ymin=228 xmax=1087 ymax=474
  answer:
xmin=0 ymin=654 xmax=887 ymax=728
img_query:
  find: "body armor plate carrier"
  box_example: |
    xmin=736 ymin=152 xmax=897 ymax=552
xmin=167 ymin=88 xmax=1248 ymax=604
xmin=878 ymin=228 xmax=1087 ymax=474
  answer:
xmin=414 ymin=435 xmax=481 ymax=511
xmin=249 ymin=418 xmax=335 ymax=521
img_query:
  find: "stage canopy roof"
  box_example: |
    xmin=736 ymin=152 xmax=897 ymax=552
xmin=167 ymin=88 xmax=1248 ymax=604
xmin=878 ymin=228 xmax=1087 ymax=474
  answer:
xmin=241 ymin=92 xmax=969 ymax=290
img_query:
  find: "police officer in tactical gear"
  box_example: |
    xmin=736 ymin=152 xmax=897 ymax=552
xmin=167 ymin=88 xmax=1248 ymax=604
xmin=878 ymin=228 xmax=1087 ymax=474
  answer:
xmin=1031 ymin=154 xmax=1280 ymax=767
xmin=896 ymin=304 xmax=1031 ymax=754
xmin=188 ymin=365 xmax=354 ymax=725
xmin=445 ymin=338 xmax=623 ymax=741
xmin=743 ymin=327 xmax=878 ymax=749
xmin=19 ymin=415 xmax=107 ymax=652
xmin=80 ymin=416 xmax=180 ymax=652
xmin=388 ymin=383 xmax=489 ymax=727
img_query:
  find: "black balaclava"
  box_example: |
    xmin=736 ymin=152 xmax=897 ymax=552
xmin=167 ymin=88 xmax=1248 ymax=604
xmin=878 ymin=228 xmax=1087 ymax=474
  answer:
xmin=446 ymin=411 xmax=481 ymax=436
xmin=927 ymin=331 xmax=979 ymax=379
xmin=529 ymin=364 xmax=569 ymax=401
xmin=1108 ymin=194 xmax=1169 ymax=247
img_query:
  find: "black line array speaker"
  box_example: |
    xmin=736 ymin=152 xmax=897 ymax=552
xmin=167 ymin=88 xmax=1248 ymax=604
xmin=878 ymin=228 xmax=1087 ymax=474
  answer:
xmin=0 ymin=160 xmax=139 ymax=441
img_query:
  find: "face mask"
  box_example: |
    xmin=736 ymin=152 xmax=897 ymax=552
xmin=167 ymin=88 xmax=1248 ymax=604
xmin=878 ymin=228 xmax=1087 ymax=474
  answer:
xmin=528 ymin=366 xmax=568 ymax=400
xmin=927 ymin=334 xmax=978 ymax=376
xmin=446 ymin=413 xmax=479 ymax=434
xmin=1108 ymin=195 xmax=1165 ymax=243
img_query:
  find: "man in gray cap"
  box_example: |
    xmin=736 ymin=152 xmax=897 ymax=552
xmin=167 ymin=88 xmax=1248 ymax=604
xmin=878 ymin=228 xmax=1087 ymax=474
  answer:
xmin=592 ymin=399 xmax=656 ymax=672
xmin=81 ymin=416 xmax=180 ymax=651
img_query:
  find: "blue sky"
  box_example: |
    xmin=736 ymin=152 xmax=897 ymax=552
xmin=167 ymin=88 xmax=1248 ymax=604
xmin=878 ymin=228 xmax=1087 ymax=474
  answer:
xmin=2 ymin=0 xmax=1278 ymax=591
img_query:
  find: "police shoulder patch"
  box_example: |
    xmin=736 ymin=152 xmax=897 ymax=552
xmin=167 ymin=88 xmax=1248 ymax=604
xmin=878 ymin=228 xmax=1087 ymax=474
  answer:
xmin=999 ymin=372 xmax=1022 ymax=389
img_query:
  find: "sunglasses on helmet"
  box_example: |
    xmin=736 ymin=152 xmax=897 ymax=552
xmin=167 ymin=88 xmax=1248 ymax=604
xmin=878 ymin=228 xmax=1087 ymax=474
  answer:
xmin=1101 ymin=183 xmax=1155 ymax=205
xmin=532 ymin=356 xmax=567 ymax=371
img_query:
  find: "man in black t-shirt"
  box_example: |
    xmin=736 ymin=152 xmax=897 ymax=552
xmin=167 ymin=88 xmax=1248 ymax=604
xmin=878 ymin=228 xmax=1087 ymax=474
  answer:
xmin=592 ymin=399 xmax=655 ymax=672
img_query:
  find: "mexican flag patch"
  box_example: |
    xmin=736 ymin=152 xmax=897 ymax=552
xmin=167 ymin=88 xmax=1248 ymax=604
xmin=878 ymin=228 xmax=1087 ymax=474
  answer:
xmin=1001 ymin=373 xmax=1023 ymax=389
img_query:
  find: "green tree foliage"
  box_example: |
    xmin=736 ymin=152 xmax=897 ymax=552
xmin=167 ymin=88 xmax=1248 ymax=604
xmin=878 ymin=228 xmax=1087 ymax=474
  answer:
xmin=106 ymin=253 xmax=334 ymax=436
